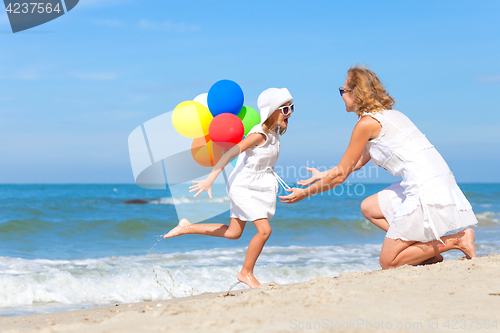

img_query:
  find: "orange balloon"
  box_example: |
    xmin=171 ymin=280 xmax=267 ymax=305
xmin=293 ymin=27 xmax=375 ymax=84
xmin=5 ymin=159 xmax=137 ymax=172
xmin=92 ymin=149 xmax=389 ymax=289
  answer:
xmin=191 ymin=135 xmax=224 ymax=167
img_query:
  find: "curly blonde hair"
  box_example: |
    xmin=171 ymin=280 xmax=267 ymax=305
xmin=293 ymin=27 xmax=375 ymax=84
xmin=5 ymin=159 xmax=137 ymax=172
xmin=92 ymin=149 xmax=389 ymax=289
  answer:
xmin=347 ymin=66 xmax=395 ymax=116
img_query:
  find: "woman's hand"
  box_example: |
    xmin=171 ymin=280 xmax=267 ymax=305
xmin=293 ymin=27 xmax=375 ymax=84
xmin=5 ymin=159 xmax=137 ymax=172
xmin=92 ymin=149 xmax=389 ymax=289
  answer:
xmin=189 ymin=178 xmax=213 ymax=198
xmin=279 ymin=188 xmax=307 ymax=204
xmin=297 ymin=167 xmax=327 ymax=186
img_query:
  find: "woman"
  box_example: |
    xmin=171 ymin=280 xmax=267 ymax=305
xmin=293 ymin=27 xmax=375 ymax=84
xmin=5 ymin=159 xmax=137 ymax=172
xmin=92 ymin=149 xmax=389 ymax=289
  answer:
xmin=279 ymin=67 xmax=477 ymax=269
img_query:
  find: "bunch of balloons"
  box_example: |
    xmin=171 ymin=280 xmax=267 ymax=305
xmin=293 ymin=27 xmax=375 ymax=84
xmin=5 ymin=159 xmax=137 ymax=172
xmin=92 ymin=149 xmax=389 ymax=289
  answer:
xmin=171 ymin=80 xmax=261 ymax=167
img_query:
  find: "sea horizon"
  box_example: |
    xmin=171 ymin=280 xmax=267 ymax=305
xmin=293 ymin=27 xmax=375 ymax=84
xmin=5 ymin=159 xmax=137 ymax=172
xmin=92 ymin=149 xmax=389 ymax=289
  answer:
xmin=1 ymin=183 xmax=498 ymax=317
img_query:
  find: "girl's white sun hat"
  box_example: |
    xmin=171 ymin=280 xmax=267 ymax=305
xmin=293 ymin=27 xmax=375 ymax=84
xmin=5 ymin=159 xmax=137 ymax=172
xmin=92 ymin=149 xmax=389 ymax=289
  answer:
xmin=257 ymin=88 xmax=293 ymax=124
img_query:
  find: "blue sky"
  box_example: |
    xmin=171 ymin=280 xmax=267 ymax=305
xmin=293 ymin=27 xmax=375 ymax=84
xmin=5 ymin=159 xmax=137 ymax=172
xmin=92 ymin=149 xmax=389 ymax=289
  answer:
xmin=0 ymin=0 xmax=499 ymax=183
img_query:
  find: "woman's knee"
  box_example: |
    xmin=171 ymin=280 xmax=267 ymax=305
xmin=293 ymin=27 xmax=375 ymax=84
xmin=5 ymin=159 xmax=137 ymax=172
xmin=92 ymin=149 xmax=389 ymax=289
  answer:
xmin=379 ymin=256 xmax=392 ymax=270
xmin=379 ymin=255 xmax=399 ymax=270
xmin=379 ymin=250 xmax=403 ymax=269
xmin=361 ymin=194 xmax=383 ymax=220
xmin=360 ymin=197 xmax=374 ymax=218
xmin=360 ymin=199 xmax=368 ymax=216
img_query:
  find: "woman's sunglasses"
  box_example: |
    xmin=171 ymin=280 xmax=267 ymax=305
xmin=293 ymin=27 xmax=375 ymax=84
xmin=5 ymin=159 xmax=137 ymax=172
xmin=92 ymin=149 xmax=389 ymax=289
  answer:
xmin=339 ymin=87 xmax=353 ymax=96
xmin=278 ymin=104 xmax=294 ymax=116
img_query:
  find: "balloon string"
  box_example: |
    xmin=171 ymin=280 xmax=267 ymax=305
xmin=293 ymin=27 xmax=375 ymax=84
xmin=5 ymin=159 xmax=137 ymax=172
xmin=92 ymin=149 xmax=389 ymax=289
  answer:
xmin=207 ymin=138 xmax=214 ymax=166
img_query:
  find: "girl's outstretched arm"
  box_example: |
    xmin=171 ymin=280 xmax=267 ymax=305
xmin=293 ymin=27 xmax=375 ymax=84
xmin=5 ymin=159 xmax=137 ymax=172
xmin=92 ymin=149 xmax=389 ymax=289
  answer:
xmin=190 ymin=133 xmax=266 ymax=198
xmin=297 ymin=167 xmax=332 ymax=186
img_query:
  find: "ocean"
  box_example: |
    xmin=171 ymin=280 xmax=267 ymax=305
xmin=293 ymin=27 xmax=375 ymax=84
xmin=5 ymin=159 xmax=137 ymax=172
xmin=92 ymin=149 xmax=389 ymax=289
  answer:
xmin=0 ymin=183 xmax=499 ymax=317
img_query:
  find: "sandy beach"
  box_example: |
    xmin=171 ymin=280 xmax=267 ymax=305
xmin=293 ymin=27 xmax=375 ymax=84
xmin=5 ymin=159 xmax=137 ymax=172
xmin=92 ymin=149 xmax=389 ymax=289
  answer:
xmin=1 ymin=254 xmax=499 ymax=333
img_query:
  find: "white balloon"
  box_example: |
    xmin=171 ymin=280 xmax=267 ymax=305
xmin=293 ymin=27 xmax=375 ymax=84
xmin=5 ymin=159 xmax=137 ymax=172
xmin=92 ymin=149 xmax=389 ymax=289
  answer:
xmin=193 ymin=93 xmax=208 ymax=109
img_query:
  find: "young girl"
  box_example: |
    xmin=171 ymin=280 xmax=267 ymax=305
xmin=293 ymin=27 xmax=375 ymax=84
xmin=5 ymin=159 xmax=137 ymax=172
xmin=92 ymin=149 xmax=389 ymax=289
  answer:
xmin=164 ymin=88 xmax=294 ymax=288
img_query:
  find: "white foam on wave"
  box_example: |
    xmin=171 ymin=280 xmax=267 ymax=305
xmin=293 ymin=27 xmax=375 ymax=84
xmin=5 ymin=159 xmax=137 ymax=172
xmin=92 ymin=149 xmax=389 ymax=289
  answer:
xmin=0 ymin=244 xmax=382 ymax=315
xmin=149 ymin=196 xmax=230 ymax=205
xmin=476 ymin=211 xmax=500 ymax=225
xmin=1 ymin=241 xmax=497 ymax=317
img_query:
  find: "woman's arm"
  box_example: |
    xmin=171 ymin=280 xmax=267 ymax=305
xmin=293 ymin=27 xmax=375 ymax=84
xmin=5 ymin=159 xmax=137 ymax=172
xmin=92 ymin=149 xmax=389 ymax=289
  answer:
xmin=298 ymin=149 xmax=370 ymax=186
xmin=354 ymin=147 xmax=371 ymax=171
xmin=305 ymin=119 xmax=372 ymax=195
xmin=279 ymin=116 xmax=380 ymax=203
xmin=190 ymin=133 xmax=266 ymax=197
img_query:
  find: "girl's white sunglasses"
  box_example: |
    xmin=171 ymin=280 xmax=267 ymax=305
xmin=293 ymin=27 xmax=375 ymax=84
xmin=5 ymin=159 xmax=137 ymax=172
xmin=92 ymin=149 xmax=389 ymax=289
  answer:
xmin=278 ymin=104 xmax=294 ymax=116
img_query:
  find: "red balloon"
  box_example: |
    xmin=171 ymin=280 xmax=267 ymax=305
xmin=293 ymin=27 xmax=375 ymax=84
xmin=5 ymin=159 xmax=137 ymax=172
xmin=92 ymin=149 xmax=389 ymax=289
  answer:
xmin=209 ymin=113 xmax=244 ymax=149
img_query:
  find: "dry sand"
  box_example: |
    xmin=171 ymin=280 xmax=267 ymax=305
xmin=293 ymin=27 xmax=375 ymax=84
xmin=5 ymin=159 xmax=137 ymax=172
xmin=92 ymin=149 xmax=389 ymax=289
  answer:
xmin=2 ymin=254 xmax=499 ymax=333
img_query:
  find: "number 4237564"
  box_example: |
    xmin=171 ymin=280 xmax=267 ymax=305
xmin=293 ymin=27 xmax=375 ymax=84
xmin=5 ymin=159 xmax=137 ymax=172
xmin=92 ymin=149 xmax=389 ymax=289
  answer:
xmin=444 ymin=319 xmax=498 ymax=330
xmin=5 ymin=3 xmax=62 ymax=14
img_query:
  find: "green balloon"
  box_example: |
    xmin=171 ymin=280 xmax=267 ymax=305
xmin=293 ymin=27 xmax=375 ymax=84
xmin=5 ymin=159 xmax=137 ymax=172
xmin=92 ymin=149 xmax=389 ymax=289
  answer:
xmin=237 ymin=106 xmax=261 ymax=136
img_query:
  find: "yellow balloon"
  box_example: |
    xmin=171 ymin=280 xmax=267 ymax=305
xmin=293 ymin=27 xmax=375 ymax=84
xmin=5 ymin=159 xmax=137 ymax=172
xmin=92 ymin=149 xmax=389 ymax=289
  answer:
xmin=172 ymin=101 xmax=213 ymax=138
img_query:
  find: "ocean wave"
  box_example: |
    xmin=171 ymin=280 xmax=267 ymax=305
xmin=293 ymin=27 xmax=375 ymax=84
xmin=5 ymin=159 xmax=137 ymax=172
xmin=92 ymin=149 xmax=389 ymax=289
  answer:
xmin=1 ymin=211 xmax=495 ymax=239
xmin=0 ymin=241 xmax=497 ymax=317
xmin=0 ymin=218 xmax=55 ymax=235
xmin=0 ymin=244 xmax=383 ymax=314
xmin=0 ymin=218 xmax=169 ymax=237
xmin=149 ymin=196 xmax=231 ymax=205
xmin=273 ymin=216 xmax=375 ymax=228
xmin=476 ymin=211 xmax=500 ymax=226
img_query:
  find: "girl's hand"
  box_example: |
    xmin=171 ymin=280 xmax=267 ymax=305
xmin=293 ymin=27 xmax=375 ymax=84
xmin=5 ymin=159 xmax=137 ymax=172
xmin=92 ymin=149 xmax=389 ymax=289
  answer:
xmin=279 ymin=188 xmax=306 ymax=204
xmin=297 ymin=167 xmax=325 ymax=186
xmin=189 ymin=178 xmax=213 ymax=198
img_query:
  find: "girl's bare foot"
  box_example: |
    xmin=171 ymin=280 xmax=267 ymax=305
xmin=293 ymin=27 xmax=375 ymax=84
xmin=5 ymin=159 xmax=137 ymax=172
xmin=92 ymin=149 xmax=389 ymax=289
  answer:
xmin=416 ymin=254 xmax=443 ymax=266
xmin=164 ymin=218 xmax=192 ymax=239
xmin=237 ymin=271 xmax=262 ymax=288
xmin=458 ymin=228 xmax=476 ymax=259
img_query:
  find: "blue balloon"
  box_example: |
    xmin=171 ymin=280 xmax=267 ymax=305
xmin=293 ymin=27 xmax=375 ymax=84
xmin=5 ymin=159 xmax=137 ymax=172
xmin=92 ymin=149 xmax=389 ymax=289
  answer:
xmin=207 ymin=80 xmax=244 ymax=117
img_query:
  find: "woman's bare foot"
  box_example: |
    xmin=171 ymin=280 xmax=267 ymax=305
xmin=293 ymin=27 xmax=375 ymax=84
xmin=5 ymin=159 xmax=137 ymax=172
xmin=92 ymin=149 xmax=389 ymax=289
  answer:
xmin=416 ymin=254 xmax=443 ymax=266
xmin=458 ymin=228 xmax=476 ymax=259
xmin=237 ymin=271 xmax=262 ymax=288
xmin=163 ymin=218 xmax=192 ymax=239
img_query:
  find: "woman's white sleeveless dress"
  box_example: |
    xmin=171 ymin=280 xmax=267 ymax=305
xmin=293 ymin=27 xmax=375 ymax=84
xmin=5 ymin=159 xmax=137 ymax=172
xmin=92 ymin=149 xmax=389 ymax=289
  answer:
xmin=362 ymin=110 xmax=478 ymax=242
xmin=226 ymin=124 xmax=284 ymax=222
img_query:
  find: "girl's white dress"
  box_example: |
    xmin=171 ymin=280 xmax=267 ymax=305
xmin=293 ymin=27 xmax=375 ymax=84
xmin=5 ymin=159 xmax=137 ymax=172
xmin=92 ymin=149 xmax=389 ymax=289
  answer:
xmin=362 ymin=110 xmax=478 ymax=242
xmin=227 ymin=125 xmax=281 ymax=222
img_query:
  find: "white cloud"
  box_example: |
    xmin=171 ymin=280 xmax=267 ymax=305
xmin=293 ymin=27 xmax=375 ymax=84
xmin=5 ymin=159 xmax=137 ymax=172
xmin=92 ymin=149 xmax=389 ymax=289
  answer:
xmin=91 ymin=19 xmax=123 ymax=27
xmin=0 ymin=66 xmax=54 ymax=80
xmin=475 ymin=74 xmax=500 ymax=85
xmin=12 ymin=68 xmax=41 ymax=80
xmin=138 ymin=19 xmax=200 ymax=33
xmin=77 ymin=0 xmax=128 ymax=8
xmin=0 ymin=12 xmax=9 ymax=25
xmin=70 ymin=71 xmax=118 ymax=80
xmin=101 ymin=110 xmax=146 ymax=119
